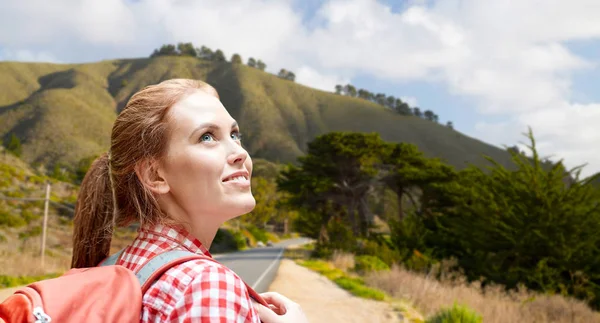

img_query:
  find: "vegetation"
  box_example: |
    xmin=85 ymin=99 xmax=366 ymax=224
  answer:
xmin=0 ymin=273 xmax=61 ymax=288
xmin=334 ymin=83 xmax=445 ymax=125
xmin=1 ymin=53 xmax=518 ymax=176
xmin=3 ymin=48 xmax=599 ymax=320
xmin=425 ymin=303 xmax=482 ymax=323
xmin=277 ymin=129 xmax=600 ymax=314
xmin=299 ymin=259 xmax=387 ymax=301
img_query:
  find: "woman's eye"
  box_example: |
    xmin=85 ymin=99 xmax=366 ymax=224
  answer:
xmin=231 ymin=131 xmax=243 ymax=141
xmin=200 ymin=133 xmax=214 ymax=142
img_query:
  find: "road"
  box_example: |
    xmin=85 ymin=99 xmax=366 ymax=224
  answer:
xmin=0 ymin=237 xmax=311 ymax=302
xmin=214 ymin=237 xmax=311 ymax=293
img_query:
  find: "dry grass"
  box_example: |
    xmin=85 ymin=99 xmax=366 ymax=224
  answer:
xmin=0 ymin=218 xmax=138 ymax=277
xmin=365 ymin=263 xmax=600 ymax=323
xmin=332 ymin=250 xmax=355 ymax=271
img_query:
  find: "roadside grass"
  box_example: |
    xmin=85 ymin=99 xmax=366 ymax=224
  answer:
xmin=0 ymin=273 xmax=61 ymax=288
xmin=290 ymin=247 xmax=600 ymax=323
xmin=298 ymin=259 xmax=386 ymax=301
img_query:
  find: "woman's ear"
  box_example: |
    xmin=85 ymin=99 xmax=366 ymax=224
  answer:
xmin=134 ymin=158 xmax=170 ymax=195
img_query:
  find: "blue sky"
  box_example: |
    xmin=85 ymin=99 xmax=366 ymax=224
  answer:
xmin=1 ymin=0 xmax=600 ymax=176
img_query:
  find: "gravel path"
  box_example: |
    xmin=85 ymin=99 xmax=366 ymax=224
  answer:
xmin=268 ymin=259 xmax=403 ymax=323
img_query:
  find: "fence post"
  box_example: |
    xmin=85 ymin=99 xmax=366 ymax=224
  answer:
xmin=41 ymin=182 xmax=50 ymax=268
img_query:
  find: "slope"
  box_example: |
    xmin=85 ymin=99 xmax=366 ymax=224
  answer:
xmin=0 ymin=56 xmax=515 ymax=171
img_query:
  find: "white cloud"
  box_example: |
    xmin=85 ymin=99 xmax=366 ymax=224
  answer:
xmin=1 ymin=0 xmax=600 ymax=176
xmin=400 ymin=96 xmax=418 ymax=107
xmin=0 ymin=0 xmax=136 ymax=46
xmin=294 ymin=65 xmax=350 ymax=92
xmin=0 ymin=49 xmax=61 ymax=63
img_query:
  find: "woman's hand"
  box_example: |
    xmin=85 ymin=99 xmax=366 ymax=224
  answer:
xmin=254 ymin=292 xmax=309 ymax=323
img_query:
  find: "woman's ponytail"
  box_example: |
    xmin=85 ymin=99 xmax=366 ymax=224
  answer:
xmin=70 ymin=152 xmax=116 ymax=268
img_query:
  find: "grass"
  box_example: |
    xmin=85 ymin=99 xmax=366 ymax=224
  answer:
xmin=296 ymin=249 xmax=600 ymax=323
xmin=0 ymin=273 xmax=62 ymax=288
xmin=298 ymin=259 xmax=387 ymax=301
xmin=365 ymin=262 xmax=600 ymax=323
xmin=0 ymin=55 xmax=517 ymax=173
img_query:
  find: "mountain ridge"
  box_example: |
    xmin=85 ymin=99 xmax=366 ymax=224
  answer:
xmin=0 ymin=55 xmax=516 ymax=172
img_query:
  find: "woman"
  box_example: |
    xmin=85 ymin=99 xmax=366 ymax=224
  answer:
xmin=70 ymin=79 xmax=308 ymax=323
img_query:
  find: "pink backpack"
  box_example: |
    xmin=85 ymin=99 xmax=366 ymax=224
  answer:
xmin=0 ymin=249 xmax=268 ymax=323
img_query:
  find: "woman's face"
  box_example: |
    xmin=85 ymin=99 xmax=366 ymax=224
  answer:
xmin=158 ymin=90 xmax=255 ymax=225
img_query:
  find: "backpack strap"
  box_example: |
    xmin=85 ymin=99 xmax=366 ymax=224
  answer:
xmin=101 ymin=248 xmax=269 ymax=308
xmin=99 ymin=248 xmax=126 ymax=266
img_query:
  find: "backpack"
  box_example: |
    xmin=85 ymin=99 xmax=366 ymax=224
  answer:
xmin=0 ymin=249 xmax=269 ymax=323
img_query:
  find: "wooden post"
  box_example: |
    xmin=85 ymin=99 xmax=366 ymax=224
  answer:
xmin=40 ymin=182 xmax=50 ymax=268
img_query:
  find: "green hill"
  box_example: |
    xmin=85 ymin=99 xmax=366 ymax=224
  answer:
xmin=0 ymin=56 xmax=515 ymax=172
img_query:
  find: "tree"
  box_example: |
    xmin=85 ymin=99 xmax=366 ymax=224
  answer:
xmin=256 ymin=60 xmax=266 ymax=71
xmin=6 ymin=133 xmax=22 ymax=157
xmin=335 ymin=85 xmax=343 ymax=95
xmin=286 ymin=72 xmax=295 ymax=82
xmin=231 ymin=53 xmax=242 ymax=64
xmin=344 ymin=84 xmax=357 ymax=97
xmin=381 ymin=143 xmax=455 ymax=221
xmin=358 ymin=89 xmax=371 ymax=99
xmin=247 ymin=57 xmax=257 ymax=68
xmin=177 ymin=42 xmax=196 ymax=56
xmin=244 ymin=177 xmax=277 ymax=227
xmin=278 ymin=69 xmax=296 ymax=81
xmin=426 ymin=128 xmax=600 ymax=309
xmin=386 ymin=96 xmax=395 ymax=109
xmin=446 ymin=121 xmax=454 ymax=129
xmin=150 ymin=44 xmax=177 ymax=57
xmin=394 ymin=99 xmax=412 ymax=116
xmin=198 ymin=46 xmax=214 ymax=60
xmin=423 ymin=110 xmax=435 ymax=121
xmin=278 ymin=132 xmax=388 ymax=237
xmin=413 ymin=107 xmax=423 ymax=118
xmin=278 ymin=69 xmax=288 ymax=79
xmin=213 ymin=49 xmax=226 ymax=62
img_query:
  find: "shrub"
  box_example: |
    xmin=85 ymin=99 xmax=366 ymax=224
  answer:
xmin=354 ymin=255 xmax=390 ymax=273
xmin=0 ymin=209 xmax=26 ymax=228
xmin=211 ymin=228 xmax=247 ymax=253
xmin=359 ymin=238 xmax=402 ymax=266
xmin=18 ymin=226 xmax=42 ymax=240
xmin=426 ymin=303 xmax=483 ymax=323
xmin=246 ymin=225 xmax=269 ymax=243
xmin=22 ymin=209 xmax=39 ymax=224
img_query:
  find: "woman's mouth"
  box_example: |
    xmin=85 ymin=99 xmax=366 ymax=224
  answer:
xmin=222 ymin=171 xmax=251 ymax=188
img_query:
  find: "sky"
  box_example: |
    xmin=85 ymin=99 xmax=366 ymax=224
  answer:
xmin=1 ymin=0 xmax=600 ymax=177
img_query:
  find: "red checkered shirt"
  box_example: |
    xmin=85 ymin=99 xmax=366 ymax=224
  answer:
xmin=115 ymin=223 xmax=262 ymax=323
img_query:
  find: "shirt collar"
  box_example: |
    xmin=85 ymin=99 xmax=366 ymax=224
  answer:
xmin=138 ymin=223 xmax=212 ymax=257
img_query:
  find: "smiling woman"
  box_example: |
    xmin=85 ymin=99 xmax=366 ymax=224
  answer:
xmin=70 ymin=79 xmax=308 ymax=323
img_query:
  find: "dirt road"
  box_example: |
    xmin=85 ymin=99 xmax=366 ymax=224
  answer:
xmin=268 ymin=258 xmax=403 ymax=323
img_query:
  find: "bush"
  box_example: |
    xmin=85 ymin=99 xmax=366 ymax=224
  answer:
xmin=0 ymin=209 xmax=26 ymax=228
xmin=426 ymin=303 xmax=482 ymax=323
xmin=18 ymin=226 xmax=42 ymax=240
xmin=359 ymin=238 xmax=402 ymax=266
xmin=246 ymin=225 xmax=269 ymax=243
xmin=211 ymin=228 xmax=247 ymax=253
xmin=354 ymin=255 xmax=390 ymax=273
xmin=22 ymin=209 xmax=39 ymax=224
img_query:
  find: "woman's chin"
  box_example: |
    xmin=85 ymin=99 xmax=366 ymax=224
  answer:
xmin=226 ymin=196 xmax=256 ymax=218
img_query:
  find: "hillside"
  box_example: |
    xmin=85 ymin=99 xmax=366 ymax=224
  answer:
xmin=0 ymin=146 xmax=139 ymax=276
xmin=0 ymin=56 xmax=516 ymax=171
